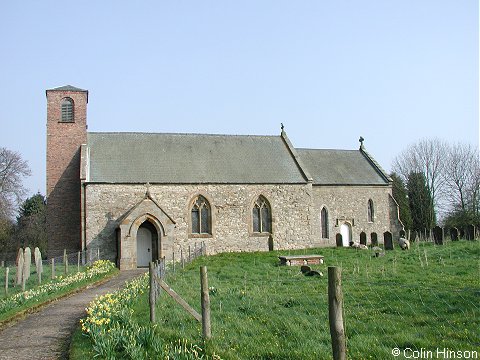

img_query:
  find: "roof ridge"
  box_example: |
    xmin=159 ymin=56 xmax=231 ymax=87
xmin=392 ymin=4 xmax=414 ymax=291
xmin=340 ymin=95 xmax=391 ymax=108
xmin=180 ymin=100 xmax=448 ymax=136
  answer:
xmin=88 ymin=131 xmax=280 ymax=138
xmin=296 ymin=148 xmax=357 ymax=152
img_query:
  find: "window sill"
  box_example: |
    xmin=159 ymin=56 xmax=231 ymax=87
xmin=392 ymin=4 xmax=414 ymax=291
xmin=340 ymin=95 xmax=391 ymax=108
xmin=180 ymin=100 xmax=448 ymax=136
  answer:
xmin=249 ymin=232 xmax=271 ymax=237
xmin=189 ymin=233 xmax=213 ymax=239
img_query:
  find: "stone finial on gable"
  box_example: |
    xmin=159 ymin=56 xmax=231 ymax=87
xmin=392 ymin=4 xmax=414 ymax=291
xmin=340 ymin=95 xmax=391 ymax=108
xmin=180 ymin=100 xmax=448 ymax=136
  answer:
xmin=144 ymin=182 xmax=152 ymax=199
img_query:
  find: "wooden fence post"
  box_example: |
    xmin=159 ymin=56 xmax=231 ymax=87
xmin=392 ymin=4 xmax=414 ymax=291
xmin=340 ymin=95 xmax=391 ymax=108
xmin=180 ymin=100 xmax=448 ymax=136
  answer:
xmin=328 ymin=266 xmax=346 ymax=360
xmin=149 ymin=261 xmax=156 ymax=322
xmin=200 ymin=266 xmax=211 ymax=339
xmin=64 ymin=249 xmax=68 ymax=275
xmin=172 ymin=251 xmax=175 ymax=273
xmin=51 ymin=258 xmax=55 ymax=280
xmin=181 ymin=249 xmax=185 ymax=269
xmin=77 ymin=251 xmax=81 ymax=272
xmin=5 ymin=267 xmax=9 ymax=296
xmin=189 ymin=245 xmax=191 ymax=262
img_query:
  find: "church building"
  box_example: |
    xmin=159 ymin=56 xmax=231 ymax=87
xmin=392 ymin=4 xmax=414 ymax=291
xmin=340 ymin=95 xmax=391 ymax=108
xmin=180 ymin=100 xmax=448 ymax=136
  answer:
xmin=46 ymin=85 xmax=403 ymax=269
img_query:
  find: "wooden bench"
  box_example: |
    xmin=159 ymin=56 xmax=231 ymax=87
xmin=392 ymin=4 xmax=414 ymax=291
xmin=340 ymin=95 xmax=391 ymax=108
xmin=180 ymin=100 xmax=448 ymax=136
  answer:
xmin=278 ymin=255 xmax=324 ymax=266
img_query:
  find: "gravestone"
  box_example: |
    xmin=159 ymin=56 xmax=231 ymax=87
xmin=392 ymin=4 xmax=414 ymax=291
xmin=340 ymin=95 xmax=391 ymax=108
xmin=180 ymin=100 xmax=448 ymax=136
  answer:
xmin=16 ymin=248 xmax=24 ymax=285
xmin=268 ymin=235 xmax=274 ymax=251
xmin=335 ymin=234 xmax=343 ymax=247
xmin=466 ymin=225 xmax=475 ymax=240
xmin=360 ymin=232 xmax=367 ymax=246
xmin=450 ymin=227 xmax=459 ymax=241
xmin=433 ymin=226 xmax=443 ymax=245
xmin=300 ymin=265 xmax=311 ymax=274
xmin=23 ymin=247 xmax=32 ymax=281
xmin=384 ymin=231 xmax=394 ymax=250
xmin=34 ymin=247 xmax=43 ymax=275
xmin=410 ymin=231 xmax=418 ymax=242
xmin=370 ymin=232 xmax=378 ymax=246
xmin=304 ymin=270 xmax=322 ymax=277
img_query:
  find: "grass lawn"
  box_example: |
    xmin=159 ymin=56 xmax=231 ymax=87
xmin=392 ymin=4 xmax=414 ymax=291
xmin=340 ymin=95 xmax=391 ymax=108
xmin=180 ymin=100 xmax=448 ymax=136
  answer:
xmin=0 ymin=260 xmax=118 ymax=325
xmin=72 ymin=241 xmax=479 ymax=359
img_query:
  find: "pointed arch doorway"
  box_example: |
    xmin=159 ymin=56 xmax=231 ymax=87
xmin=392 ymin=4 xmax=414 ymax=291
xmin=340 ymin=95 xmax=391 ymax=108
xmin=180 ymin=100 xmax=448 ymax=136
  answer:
xmin=340 ymin=223 xmax=351 ymax=247
xmin=136 ymin=221 xmax=159 ymax=267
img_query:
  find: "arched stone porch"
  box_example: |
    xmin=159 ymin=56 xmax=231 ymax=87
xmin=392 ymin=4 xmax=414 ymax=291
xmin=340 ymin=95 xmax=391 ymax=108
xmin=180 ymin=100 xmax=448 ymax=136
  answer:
xmin=117 ymin=193 xmax=175 ymax=270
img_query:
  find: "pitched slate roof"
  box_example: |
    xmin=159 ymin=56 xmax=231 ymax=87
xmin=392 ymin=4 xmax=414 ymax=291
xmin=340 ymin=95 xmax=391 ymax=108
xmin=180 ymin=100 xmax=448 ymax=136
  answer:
xmin=86 ymin=132 xmax=307 ymax=184
xmin=47 ymin=85 xmax=88 ymax=92
xmin=297 ymin=148 xmax=390 ymax=185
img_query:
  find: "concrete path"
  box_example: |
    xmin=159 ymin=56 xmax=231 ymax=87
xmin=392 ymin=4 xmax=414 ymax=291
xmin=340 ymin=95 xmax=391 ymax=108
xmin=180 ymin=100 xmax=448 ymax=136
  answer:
xmin=0 ymin=269 xmax=146 ymax=360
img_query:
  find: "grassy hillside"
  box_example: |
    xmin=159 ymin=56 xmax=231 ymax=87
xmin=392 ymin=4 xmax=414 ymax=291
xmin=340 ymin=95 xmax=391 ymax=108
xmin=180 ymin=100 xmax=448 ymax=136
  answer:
xmin=73 ymin=241 xmax=479 ymax=359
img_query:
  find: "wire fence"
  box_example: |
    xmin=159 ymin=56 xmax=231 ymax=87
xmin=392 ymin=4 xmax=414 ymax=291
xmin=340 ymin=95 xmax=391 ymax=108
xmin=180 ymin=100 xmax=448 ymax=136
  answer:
xmin=149 ymin=240 xmax=479 ymax=359
xmin=0 ymin=248 xmax=102 ymax=295
xmin=0 ymin=248 xmax=101 ymax=268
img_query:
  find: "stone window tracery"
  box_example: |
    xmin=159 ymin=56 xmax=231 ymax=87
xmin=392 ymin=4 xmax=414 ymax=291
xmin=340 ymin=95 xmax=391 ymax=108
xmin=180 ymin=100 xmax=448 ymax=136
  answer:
xmin=191 ymin=195 xmax=211 ymax=234
xmin=252 ymin=196 xmax=271 ymax=233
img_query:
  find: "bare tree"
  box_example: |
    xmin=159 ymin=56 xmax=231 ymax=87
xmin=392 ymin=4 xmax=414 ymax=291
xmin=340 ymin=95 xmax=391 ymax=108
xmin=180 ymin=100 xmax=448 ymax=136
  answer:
xmin=392 ymin=138 xmax=447 ymax=220
xmin=444 ymin=143 xmax=480 ymax=214
xmin=0 ymin=147 xmax=31 ymax=219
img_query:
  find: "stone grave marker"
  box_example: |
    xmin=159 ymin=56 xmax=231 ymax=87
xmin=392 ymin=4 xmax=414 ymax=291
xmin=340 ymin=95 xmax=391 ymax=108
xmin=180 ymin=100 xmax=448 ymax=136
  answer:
xmin=16 ymin=248 xmax=24 ymax=286
xmin=23 ymin=247 xmax=32 ymax=281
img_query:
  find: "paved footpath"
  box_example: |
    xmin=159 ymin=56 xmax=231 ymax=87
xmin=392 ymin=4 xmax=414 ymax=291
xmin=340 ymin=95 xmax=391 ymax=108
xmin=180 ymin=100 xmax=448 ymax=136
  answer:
xmin=0 ymin=269 xmax=146 ymax=360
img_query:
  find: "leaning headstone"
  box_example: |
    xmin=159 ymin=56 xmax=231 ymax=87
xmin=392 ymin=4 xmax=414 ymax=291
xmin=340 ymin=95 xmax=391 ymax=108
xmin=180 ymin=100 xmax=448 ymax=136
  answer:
xmin=23 ymin=247 xmax=32 ymax=282
xmin=16 ymin=248 xmax=24 ymax=286
xmin=300 ymin=265 xmax=311 ymax=274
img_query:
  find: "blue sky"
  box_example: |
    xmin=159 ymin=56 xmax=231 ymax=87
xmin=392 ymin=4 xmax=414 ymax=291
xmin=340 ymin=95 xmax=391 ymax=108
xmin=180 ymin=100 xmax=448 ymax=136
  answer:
xmin=0 ymin=1 xmax=478 ymax=196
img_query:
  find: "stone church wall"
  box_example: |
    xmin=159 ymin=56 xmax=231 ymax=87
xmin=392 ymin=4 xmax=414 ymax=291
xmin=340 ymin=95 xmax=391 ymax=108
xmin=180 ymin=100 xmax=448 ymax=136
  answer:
xmin=84 ymin=183 xmax=316 ymax=262
xmin=310 ymin=185 xmax=400 ymax=245
xmin=312 ymin=186 xmax=398 ymax=245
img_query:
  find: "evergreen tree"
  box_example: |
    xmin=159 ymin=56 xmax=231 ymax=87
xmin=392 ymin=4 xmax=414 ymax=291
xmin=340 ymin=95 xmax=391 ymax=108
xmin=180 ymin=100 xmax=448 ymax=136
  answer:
xmin=407 ymin=172 xmax=435 ymax=233
xmin=391 ymin=172 xmax=412 ymax=230
xmin=15 ymin=193 xmax=47 ymax=254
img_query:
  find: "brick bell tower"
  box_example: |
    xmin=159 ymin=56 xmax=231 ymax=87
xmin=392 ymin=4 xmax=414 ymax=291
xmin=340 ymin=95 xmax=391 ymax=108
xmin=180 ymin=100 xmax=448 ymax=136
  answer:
xmin=46 ymin=85 xmax=88 ymax=258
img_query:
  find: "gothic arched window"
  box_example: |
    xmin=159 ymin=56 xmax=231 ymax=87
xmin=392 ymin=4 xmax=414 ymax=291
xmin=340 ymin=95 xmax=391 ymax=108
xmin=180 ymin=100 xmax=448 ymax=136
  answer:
xmin=191 ymin=195 xmax=211 ymax=234
xmin=61 ymin=97 xmax=74 ymax=122
xmin=321 ymin=207 xmax=329 ymax=239
xmin=252 ymin=196 xmax=271 ymax=233
xmin=368 ymin=199 xmax=374 ymax=222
